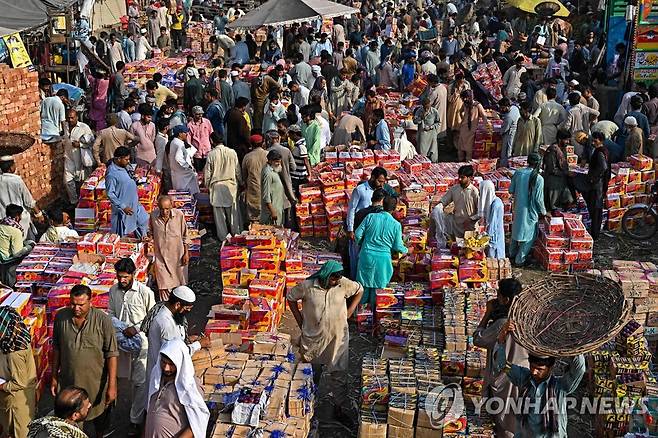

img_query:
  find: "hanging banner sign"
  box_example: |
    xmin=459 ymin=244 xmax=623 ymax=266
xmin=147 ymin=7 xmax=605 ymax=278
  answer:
xmin=2 ymin=33 xmax=33 ymax=70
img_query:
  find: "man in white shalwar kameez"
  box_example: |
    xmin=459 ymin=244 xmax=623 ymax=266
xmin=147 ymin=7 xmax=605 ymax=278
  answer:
xmin=144 ymin=286 xmax=209 ymax=387
xmin=108 ymin=258 xmax=156 ymax=432
xmin=0 ymin=156 xmax=42 ymax=239
xmin=287 ymin=261 xmax=363 ymax=424
xmin=169 ymin=125 xmax=200 ymax=196
xmin=64 ymin=109 xmax=95 ymax=204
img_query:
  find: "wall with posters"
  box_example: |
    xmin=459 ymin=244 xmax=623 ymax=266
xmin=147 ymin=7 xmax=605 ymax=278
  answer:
xmin=633 ymin=0 xmax=658 ymax=84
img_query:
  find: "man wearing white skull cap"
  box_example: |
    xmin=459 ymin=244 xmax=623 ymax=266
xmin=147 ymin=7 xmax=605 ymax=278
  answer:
xmin=143 ymin=286 xmax=210 ymax=391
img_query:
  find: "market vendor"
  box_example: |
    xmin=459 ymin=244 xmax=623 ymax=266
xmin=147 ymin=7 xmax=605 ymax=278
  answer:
xmin=495 ymin=321 xmax=585 ymax=438
xmin=431 ymin=165 xmax=480 ymax=241
xmin=287 ymin=260 xmax=362 ymax=426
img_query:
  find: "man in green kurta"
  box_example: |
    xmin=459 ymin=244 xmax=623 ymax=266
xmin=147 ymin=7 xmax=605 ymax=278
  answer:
xmin=302 ymin=106 xmax=322 ymax=166
xmin=52 ymin=285 xmax=119 ymax=438
xmin=260 ymin=150 xmax=285 ymax=226
xmin=0 ymin=306 xmax=37 ymax=438
xmin=355 ymin=196 xmax=408 ymax=307
xmin=513 ymin=101 xmax=543 ymax=157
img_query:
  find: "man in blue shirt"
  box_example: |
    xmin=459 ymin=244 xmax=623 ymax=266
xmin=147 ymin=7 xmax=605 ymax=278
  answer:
xmin=41 ymin=89 xmax=69 ymax=143
xmin=230 ymin=34 xmax=250 ymax=65
xmin=105 ymin=147 xmax=148 ymax=237
xmin=204 ymin=88 xmax=225 ymax=138
xmin=213 ymin=10 xmax=228 ymax=36
xmin=441 ymin=31 xmax=460 ymax=62
xmin=495 ymin=321 xmax=585 ymax=438
xmin=371 ymin=109 xmax=391 ymax=150
xmin=122 ymin=32 xmax=136 ymax=63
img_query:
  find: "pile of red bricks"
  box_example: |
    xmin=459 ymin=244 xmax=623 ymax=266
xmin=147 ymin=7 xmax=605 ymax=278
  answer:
xmin=0 ymin=65 xmax=63 ymax=207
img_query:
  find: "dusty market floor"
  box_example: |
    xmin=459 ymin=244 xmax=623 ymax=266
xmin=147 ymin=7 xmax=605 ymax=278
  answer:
xmin=37 ymin=230 xmax=658 ymax=437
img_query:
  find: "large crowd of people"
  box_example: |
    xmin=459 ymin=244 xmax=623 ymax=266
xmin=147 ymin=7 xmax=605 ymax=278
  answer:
xmin=0 ymin=0 xmax=643 ymax=436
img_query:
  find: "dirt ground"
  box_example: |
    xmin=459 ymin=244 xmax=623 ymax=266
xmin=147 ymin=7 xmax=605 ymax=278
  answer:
xmin=36 ymin=228 xmax=658 ymax=437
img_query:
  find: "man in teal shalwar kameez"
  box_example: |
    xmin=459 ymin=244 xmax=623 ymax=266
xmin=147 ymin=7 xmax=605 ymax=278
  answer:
xmin=354 ymin=197 xmax=408 ymax=308
xmin=509 ymin=153 xmax=547 ymax=266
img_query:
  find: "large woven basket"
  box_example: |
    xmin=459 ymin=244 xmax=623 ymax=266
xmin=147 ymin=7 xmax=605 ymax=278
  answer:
xmin=508 ymin=273 xmax=631 ymax=356
xmin=0 ymin=132 xmax=36 ymax=155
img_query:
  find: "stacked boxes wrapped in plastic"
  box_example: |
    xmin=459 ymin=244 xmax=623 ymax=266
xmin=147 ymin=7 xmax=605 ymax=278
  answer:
xmin=533 ymin=214 xmax=594 ymax=272
xmin=588 ymin=320 xmax=657 ymax=437
xmin=215 ymin=226 xmax=297 ymax=333
xmin=606 ymin=155 xmax=656 ymax=232
xmin=193 ymin=332 xmax=316 ymax=437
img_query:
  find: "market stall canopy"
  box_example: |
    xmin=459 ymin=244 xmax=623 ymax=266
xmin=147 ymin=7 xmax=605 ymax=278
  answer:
xmin=0 ymin=0 xmax=78 ymax=37
xmin=503 ymin=0 xmax=570 ymax=17
xmin=228 ymin=0 xmax=358 ymax=29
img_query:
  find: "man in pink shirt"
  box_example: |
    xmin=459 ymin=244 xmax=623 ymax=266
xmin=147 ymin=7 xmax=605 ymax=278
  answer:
xmin=130 ymin=104 xmax=157 ymax=166
xmin=187 ymin=106 xmax=213 ymax=170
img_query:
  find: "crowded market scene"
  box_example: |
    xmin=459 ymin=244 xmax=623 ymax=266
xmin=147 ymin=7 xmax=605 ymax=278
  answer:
xmin=1 ymin=0 xmax=658 ymax=436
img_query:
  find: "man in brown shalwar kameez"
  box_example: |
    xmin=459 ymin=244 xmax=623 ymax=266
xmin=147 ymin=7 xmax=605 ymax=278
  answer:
xmin=51 ymin=285 xmax=118 ymax=438
xmin=149 ymin=195 xmax=190 ymax=302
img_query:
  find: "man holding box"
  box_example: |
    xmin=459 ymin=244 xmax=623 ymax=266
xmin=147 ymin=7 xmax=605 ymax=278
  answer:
xmin=288 ymin=261 xmax=363 ymax=426
xmin=105 ymin=147 xmax=149 ymax=238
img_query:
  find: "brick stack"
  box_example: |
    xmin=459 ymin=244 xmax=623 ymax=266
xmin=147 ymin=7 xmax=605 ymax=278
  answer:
xmin=0 ymin=65 xmax=63 ymax=206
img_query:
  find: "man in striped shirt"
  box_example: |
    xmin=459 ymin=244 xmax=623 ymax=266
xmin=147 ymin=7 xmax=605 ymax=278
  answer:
xmin=288 ymin=125 xmax=311 ymax=197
